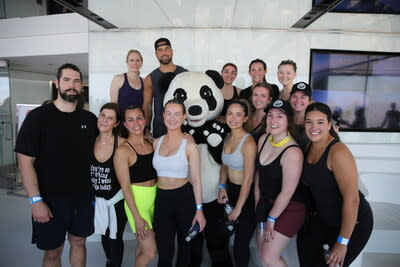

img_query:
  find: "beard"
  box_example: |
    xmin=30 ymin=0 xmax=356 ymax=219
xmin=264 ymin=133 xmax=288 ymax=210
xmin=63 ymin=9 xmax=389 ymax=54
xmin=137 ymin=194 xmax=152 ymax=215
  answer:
xmin=158 ymin=56 xmax=172 ymax=65
xmin=59 ymin=88 xmax=81 ymax=103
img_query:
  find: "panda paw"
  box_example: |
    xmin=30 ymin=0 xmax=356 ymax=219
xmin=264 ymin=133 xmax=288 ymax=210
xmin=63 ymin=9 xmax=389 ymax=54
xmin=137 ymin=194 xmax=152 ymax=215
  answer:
xmin=203 ymin=123 xmax=225 ymax=147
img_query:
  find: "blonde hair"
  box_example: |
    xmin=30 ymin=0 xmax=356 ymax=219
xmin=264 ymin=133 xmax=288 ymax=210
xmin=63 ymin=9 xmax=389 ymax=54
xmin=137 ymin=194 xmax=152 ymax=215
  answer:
xmin=126 ymin=49 xmax=143 ymax=63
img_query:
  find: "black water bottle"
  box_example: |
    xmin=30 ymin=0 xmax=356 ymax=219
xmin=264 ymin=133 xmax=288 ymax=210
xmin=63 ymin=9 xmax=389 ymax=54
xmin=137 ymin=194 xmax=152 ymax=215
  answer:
xmin=185 ymin=222 xmax=200 ymax=242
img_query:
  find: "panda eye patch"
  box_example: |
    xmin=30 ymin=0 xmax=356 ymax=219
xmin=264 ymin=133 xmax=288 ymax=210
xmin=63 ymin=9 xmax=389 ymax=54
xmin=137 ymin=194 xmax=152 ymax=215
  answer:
xmin=173 ymin=88 xmax=187 ymax=102
xmin=200 ymin=85 xmax=216 ymax=111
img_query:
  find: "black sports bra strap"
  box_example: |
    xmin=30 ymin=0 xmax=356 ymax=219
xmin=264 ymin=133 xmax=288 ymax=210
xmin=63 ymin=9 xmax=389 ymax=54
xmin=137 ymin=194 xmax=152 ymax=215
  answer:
xmin=259 ymin=134 xmax=270 ymax=153
xmin=125 ymin=140 xmax=138 ymax=153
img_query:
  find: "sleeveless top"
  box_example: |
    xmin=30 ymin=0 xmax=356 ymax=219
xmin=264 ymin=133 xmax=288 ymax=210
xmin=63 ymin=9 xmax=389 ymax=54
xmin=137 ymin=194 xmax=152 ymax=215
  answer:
xmin=118 ymin=73 xmax=144 ymax=110
xmin=89 ymin=135 xmax=120 ymax=200
xmin=125 ymin=140 xmax=157 ymax=183
xmin=256 ymin=135 xmax=305 ymax=202
xmin=302 ymin=139 xmax=369 ymax=226
xmin=152 ymin=136 xmax=189 ymax=178
xmin=222 ymin=133 xmax=250 ymax=171
xmin=150 ymin=66 xmax=187 ymax=138
xmin=251 ymin=122 xmax=266 ymax=143
xmin=221 ymin=86 xmax=239 ymax=117
xmin=292 ymin=123 xmax=309 ymax=150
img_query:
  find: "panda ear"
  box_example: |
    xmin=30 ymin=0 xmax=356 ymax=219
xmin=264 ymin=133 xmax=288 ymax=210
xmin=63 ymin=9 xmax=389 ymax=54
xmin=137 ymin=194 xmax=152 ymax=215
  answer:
xmin=159 ymin=72 xmax=177 ymax=94
xmin=205 ymin=70 xmax=224 ymax=89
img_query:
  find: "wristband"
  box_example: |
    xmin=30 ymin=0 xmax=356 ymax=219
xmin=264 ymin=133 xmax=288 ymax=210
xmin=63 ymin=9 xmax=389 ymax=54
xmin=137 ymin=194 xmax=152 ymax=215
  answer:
xmin=29 ymin=195 xmax=43 ymax=205
xmin=196 ymin=204 xmax=203 ymax=210
xmin=218 ymin=184 xmax=226 ymax=189
xmin=337 ymin=236 xmax=349 ymax=246
xmin=267 ymin=215 xmax=277 ymax=223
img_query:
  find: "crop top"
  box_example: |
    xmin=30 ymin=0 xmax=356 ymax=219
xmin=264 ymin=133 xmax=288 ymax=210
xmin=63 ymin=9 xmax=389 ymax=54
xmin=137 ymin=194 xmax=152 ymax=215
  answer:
xmin=125 ymin=141 xmax=157 ymax=183
xmin=152 ymin=136 xmax=189 ymax=179
xmin=221 ymin=133 xmax=250 ymax=171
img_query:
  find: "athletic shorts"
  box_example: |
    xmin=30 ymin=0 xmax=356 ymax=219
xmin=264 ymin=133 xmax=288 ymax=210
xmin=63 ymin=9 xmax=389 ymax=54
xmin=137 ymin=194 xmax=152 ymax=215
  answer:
xmin=256 ymin=199 xmax=306 ymax=238
xmin=124 ymin=184 xmax=157 ymax=233
xmin=32 ymin=192 xmax=95 ymax=250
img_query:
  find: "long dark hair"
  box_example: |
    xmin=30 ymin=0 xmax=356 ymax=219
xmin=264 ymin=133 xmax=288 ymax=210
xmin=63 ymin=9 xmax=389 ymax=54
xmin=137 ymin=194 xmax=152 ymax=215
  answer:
xmin=122 ymin=105 xmax=146 ymax=138
xmin=305 ymin=102 xmax=340 ymax=140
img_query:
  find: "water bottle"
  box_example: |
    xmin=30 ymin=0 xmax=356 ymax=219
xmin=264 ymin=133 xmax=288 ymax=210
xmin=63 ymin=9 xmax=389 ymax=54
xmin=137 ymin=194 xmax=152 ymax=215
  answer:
xmin=222 ymin=197 xmax=236 ymax=233
xmin=185 ymin=222 xmax=200 ymax=242
xmin=258 ymin=222 xmax=265 ymax=237
xmin=322 ymin=244 xmax=340 ymax=267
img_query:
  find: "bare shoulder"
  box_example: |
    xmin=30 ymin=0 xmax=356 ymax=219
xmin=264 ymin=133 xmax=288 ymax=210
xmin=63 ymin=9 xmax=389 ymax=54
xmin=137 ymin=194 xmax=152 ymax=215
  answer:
xmin=243 ymin=134 xmax=257 ymax=151
xmin=330 ymin=141 xmax=353 ymax=161
xmin=117 ymin=136 xmax=126 ymax=147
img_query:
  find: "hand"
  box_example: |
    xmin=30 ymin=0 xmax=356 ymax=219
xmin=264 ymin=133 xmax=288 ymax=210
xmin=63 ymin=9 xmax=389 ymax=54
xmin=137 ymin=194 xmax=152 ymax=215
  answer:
xmin=134 ymin=216 xmax=150 ymax=240
xmin=217 ymin=189 xmax=228 ymax=204
xmin=265 ymin=221 xmax=275 ymax=243
xmin=32 ymin=201 xmax=53 ymax=223
xmin=228 ymin=206 xmax=241 ymax=221
xmin=327 ymin=243 xmax=347 ymax=267
xmin=193 ymin=210 xmax=206 ymax=231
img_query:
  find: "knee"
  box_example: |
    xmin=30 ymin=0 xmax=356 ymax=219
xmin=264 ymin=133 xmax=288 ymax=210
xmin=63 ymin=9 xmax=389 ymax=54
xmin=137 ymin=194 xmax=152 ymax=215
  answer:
xmin=68 ymin=234 xmax=86 ymax=249
xmin=142 ymin=247 xmax=157 ymax=263
xmin=261 ymin=250 xmax=279 ymax=266
xmin=44 ymin=246 xmax=63 ymax=261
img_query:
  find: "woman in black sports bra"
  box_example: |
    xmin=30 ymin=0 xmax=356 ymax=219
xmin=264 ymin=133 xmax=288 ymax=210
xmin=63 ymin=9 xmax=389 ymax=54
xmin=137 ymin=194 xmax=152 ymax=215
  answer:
xmin=298 ymin=102 xmax=373 ymax=267
xmin=254 ymin=99 xmax=306 ymax=266
xmin=90 ymin=102 xmax=126 ymax=267
xmin=114 ymin=105 xmax=157 ymax=267
xmin=217 ymin=63 xmax=241 ymax=123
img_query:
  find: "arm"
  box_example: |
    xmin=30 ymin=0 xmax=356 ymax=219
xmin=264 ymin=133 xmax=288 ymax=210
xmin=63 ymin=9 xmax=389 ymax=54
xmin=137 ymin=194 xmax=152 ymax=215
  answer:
xmin=229 ymin=136 xmax=257 ymax=221
xmin=18 ymin=153 xmax=53 ymax=223
xmin=186 ymin=141 xmax=206 ymax=231
xmin=109 ymin=74 xmax=124 ymax=103
xmin=114 ymin=146 xmax=149 ymax=240
xmin=217 ymin=164 xmax=229 ymax=204
xmin=326 ymin=143 xmax=360 ymax=266
xmin=266 ymin=146 xmax=303 ymax=241
xmin=143 ymin=75 xmax=153 ymax=128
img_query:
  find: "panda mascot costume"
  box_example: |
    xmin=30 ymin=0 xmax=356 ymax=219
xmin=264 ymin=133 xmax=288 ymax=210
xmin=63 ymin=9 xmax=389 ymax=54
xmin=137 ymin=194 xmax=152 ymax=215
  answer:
xmin=161 ymin=70 xmax=233 ymax=267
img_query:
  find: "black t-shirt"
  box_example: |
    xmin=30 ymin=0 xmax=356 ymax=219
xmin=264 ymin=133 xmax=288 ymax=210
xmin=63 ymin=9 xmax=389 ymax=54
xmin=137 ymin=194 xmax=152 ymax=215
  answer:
xmin=15 ymin=103 xmax=97 ymax=195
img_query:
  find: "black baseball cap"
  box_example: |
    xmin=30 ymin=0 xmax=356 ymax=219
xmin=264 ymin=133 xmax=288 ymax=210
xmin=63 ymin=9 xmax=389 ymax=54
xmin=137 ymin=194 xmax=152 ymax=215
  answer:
xmin=264 ymin=99 xmax=294 ymax=116
xmin=290 ymin=82 xmax=312 ymax=97
xmin=154 ymin=38 xmax=172 ymax=50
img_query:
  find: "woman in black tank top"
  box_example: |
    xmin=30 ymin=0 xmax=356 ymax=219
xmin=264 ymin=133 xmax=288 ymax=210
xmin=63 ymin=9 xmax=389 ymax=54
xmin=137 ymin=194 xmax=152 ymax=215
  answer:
xmin=114 ymin=105 xmax=157 ymax=267
xmin=298 ymin=102 xmax=373 ymax=267
xmin=217 ymin=63 xmax=241 ymax=123
xmin=90 ymin=103 xmax=127 ymax=267
xmin=255 ymin=99 xmax=306 ymax=266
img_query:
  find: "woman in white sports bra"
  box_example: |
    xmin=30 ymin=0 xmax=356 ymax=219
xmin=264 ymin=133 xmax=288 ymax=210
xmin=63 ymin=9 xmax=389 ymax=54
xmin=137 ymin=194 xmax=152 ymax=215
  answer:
xmin=218 ymin=99 xmax=257 ymax=267
xmin=152 ymin=99 xmax=206 ymax=267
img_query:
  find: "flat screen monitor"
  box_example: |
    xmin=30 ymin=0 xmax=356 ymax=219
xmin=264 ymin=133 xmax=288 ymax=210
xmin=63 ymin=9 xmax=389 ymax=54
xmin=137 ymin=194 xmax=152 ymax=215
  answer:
xmin=313 ymin=0 xmax=400 ymax=14
xmin=309 ymin=49 xmax=400 ymax=132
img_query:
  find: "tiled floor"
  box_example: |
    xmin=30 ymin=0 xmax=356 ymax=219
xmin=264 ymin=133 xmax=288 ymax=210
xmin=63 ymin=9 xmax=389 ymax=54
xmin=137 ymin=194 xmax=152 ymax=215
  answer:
xmin=1 ymin=188 xmax=399 ymax=267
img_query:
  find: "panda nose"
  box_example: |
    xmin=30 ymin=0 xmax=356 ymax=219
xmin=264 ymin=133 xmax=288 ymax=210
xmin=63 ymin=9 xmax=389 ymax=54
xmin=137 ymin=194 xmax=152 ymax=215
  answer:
xmin=188 ymin=105 xmax=202 ymax=116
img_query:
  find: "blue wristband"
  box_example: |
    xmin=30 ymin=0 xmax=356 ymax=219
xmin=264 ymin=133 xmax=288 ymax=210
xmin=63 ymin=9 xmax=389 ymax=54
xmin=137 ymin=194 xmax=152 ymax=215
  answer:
xmin=267 ymin=215 xmax=277 ymax=223
xmin=196 ymin=204 xmax=203 ymax=210
xmin=28 ymin=195 xmax=43 ymax=205
xmin=218 ymin=184 xmax=226 ymax=189
xmin=337 ymin=236 xmax=349 ymax=245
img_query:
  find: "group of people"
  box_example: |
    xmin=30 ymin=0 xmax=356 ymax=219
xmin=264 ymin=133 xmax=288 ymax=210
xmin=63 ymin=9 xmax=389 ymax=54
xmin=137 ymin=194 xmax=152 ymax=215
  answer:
xmin=15 ymin=37 xmax=373 ymax=267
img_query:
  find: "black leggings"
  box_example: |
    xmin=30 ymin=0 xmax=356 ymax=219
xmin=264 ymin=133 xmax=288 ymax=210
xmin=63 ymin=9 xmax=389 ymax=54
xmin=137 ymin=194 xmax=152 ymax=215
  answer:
xmin=154 ymin=182 xmax=195 ymax=267
xmin=227 ymin=181 xmax=256 ymax=267
xmin=101 ymin=199 xmax=127 ymax=267
xmin=297 ymin=202 xmax=373 ymax=267
xmin=190 ymin=200 xmax=233 ymax=267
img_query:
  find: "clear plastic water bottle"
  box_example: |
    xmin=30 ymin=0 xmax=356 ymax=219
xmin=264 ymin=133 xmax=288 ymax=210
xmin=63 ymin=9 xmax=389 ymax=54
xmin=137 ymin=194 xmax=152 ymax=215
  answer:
xmin=258 ymin=222 xmax=265 ymax=237
xmin=222 ymin=197 xmax=236 ymax=233
xmin=185 ymin=222 xmax=200 ymax=242
xmin=322 ymin=244 xmax=340 ymax=267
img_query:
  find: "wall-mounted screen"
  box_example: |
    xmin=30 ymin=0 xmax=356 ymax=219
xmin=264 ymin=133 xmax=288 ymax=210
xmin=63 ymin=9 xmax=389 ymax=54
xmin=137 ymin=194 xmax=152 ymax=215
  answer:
xmin=313 ymin=0 xmax=400 ymax=14
xmin=309 ymin=49 xmax=400 ymax=132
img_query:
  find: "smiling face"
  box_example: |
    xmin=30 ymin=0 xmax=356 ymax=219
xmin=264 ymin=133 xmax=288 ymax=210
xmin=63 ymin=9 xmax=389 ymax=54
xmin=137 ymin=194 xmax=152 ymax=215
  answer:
xmin=226 ymin=103 xmax=248 ymax=130
xmin=97 ymin=108 xmax=118 ymax=134
xmin=252 ymin=86 xmax=272 ymax=111
xmin=126 ymin=51 xmax=143 ymax=72
xmin=163 ymin=102 xmax=186 ymax=131
xmin=124 ymin=108 xmax=146 ymax=136
xmin=249 ymin=62 xmax=266 ymax=84
xmin=290 ymin=90 xmax=310 ymax=112
xmin=305 ymin=110 xmax=332 ymax=142
xmin=221 ymin=64 xmax=237 ymax=85
xmin=277 ymin=64 xmax=296 ymax=87
xmin=266 ymin=108 xmax=289 ymax=136
xmin=156 ymin=45 xmax=173 ymax=65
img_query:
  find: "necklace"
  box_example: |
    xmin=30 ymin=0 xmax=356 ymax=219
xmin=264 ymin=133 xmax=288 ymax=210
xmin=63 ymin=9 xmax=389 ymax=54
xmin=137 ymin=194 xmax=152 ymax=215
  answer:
xmin=269 ymin=133 xmax=291 ymax=147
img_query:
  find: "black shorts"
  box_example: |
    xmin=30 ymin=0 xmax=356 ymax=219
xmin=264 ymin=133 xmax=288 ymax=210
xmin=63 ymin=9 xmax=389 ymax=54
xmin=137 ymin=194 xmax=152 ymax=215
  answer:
xmin=32 ymin=192 xmax=94 ymax=250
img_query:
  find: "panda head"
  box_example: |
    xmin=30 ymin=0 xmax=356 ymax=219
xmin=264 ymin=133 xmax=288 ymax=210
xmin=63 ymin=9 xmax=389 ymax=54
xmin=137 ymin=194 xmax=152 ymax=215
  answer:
xmin=162 ymin=70 xmax=224 ymax=128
